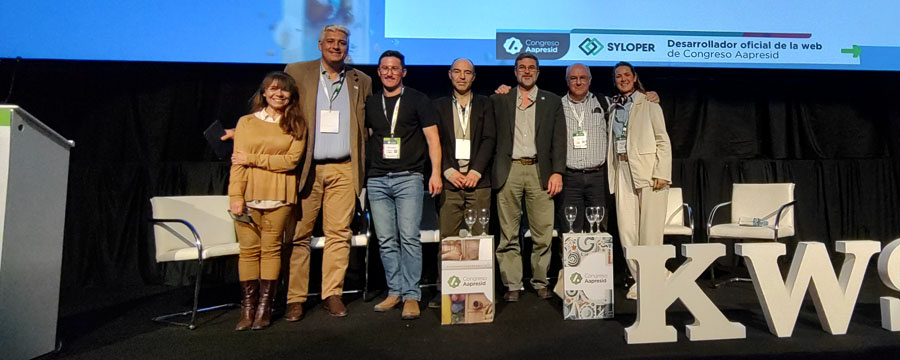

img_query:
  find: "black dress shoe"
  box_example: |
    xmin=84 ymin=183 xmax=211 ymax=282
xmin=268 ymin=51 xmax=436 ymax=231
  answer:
xmin=428 ymin=295 xmax=442 ymax=309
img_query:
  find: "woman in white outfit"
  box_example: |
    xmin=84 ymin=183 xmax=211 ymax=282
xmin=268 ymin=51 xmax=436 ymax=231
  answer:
xmin=606 ymin=61 xmax=672 ymax=300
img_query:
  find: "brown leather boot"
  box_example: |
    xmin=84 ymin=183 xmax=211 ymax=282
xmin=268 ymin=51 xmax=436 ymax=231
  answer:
xmin=373 ymin=295 xmax=401 ymax=312
xmin=251 ymin=279 xmax=276 ymax=330
xmin=401 ymin=300 xmax=420 ymax=320
xmin=234 ymin=280 xmax=258 ymax=331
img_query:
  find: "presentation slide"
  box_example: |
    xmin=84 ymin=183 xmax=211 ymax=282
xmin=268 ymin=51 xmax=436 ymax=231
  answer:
xmin=3 ymin=1 xmax=899 ymax=71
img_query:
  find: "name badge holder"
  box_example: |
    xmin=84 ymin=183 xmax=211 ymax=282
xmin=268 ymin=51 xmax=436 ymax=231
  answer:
xmin=383 ymin=137 xmax=401 ymax=159
xmin=573 ymin=130 xmax=588 ymax=149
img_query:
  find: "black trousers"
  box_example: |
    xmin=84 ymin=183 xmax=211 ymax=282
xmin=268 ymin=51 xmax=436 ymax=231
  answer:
xmin=555 ymin=167 xmax=608 ymax=233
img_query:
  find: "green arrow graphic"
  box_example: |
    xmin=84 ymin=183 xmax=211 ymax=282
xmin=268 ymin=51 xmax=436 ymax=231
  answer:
xmin=841 ymin=45 xmax=862 ymax=58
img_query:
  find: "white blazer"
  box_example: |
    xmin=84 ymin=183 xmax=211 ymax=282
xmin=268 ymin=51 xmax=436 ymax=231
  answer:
xmin=607 ymin=91 xmax=672 ymax=193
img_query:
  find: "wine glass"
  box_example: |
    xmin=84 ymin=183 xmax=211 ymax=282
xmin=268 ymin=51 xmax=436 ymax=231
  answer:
xmin=594 ymin=206 xmax=606 ymax=232
xmin=585 ymin=207 xmax=596 ymax=233
xmin=464 ymin=209 xmax=477 ymax=238
xmin=478 ymin=208 xmax=489 ymax=236
xmin=564 ymin=206 xmax=577 ymax=234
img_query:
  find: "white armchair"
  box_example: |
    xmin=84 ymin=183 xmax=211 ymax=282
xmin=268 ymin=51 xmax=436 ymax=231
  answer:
xmin=706 ymin=183 xmax=796 ymax=287
xmin=150 ymin=195 xmax=239 ymax=329
xmin=664 ymin=187 xmax=694 ymax=243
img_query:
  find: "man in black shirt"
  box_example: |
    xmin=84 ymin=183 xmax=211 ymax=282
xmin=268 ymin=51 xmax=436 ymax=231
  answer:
xmin=365 ymin=50 xmax=442 ymax=320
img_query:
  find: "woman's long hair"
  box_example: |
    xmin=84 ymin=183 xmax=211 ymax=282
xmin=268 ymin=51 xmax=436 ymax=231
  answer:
xmin=612 ymin=61 xmax=646 ymax=94
xmin=251 ymin=71 xmax=306 ymax=139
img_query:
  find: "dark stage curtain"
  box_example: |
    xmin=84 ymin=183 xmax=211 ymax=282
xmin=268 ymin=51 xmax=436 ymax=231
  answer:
xmin=1 ymin=59 xmax=898 ymax=299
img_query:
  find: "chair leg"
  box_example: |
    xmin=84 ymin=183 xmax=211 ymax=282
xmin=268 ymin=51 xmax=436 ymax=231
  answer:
xmin=363 ymin=240 xmax=370 ymax=301
xmin=363 ymin=239 xmax=373 ymax=302
xmin=711 ymin=241 xmax=754 ymax=288
xmin=152 ymin=259 xmax=237 ymax=330
xmin=189 ymin=258 xmax=204 ymax=328
xmin=713 ymin=276 xmax=752 ymax=288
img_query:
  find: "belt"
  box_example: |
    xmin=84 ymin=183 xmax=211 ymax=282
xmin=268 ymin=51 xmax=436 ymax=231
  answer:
xmin=617 ymin=154 xmax=628 ymax=162
xmin=512 ymin=157 xmax=537 ymax=165
xmin=567 ymin=166 xmax=603 ymax=173
xmin=314 ymin=156 xmax=351 ymax=165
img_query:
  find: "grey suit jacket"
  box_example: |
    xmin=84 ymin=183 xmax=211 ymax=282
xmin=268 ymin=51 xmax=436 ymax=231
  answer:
xmin=491 ymin=88 xmax=567 ymax=190
xmin=284 ymin=59 xmax=372 ymax=196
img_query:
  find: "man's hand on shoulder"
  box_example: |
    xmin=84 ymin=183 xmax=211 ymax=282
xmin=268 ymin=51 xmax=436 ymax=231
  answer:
xmin=494 ymin=84 xmax=512 ymax=95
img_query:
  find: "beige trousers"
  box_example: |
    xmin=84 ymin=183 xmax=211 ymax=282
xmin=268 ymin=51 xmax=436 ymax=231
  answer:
xmin=287 ymin=161 xmax=355 ymax=303
xmin=235 ymin=206 xmax=292 ymax=281
xmin=614 ymin=159 xmax=668 ymax=278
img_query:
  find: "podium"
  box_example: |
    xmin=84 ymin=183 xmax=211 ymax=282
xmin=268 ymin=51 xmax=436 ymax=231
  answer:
xmin=0 ymin=105 xmax=74 ymax=359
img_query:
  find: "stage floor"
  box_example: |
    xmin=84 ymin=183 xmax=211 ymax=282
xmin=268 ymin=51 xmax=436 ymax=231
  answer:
xmin=39 ymin=272 xmax=900 ymax=360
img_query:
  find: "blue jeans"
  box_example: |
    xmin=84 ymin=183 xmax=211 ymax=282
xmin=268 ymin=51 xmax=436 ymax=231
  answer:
xmin=367 ymin=172 xmax=425 ymax=301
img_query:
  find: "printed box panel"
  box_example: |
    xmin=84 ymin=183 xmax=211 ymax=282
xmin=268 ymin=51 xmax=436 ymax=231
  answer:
xmin=441 ymin=236 xmax=494 ymax=325
xmin=562 ymin=233 xmax=614 ymax=320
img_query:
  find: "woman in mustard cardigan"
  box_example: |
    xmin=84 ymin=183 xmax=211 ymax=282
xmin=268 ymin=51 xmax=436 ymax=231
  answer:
xmin=228 ymin=72 xmax=306 ymax=330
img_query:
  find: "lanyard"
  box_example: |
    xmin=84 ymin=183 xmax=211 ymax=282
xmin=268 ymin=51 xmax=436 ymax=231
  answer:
xmin=320 ymin=71 xmax=345 ymax=109
xmin=453 ymin=95 xmax=472 ymax=138
xmin=569 ymin=93 xmax=591 ymax=131
xmin=382 ymin=87 xmax=404 ymax=138
xmin=613 ymin=94 xmax=632 ymax=136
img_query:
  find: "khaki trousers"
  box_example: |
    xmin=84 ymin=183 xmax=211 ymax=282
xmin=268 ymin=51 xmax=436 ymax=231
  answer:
xmin=613 ymin=159 xmax=668 ymax=277
xmin=287 ymin=161 xmax=355 ymax=303
xmin=496 ymin=162 xmax=555 ymax=290
xmin=235 ymin=206 xmax=292 ymax=281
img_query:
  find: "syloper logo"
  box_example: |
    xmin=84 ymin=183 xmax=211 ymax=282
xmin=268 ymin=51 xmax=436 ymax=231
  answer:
xmin=579 ymin=38 xmax=603 ymax=56
xmin=448 ymin=275 xmax=462 ymax=288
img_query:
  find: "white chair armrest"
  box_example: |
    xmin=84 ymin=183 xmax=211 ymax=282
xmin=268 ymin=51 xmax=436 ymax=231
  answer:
xmin=152 ymin=218 xmax=204 ymax=260
xmin=773 ymin=200 xmax=796 ymax=238
xmin=706 ymin=201 xmax=732 ymax=241
xmin=683 ymin=203 xmax=694 ymax=234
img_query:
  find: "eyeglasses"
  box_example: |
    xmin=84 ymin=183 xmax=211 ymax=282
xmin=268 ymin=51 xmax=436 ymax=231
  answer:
xmin=379 ymin=66 xmax=403 ymax=75
xmin=450 ymin=69 xmax=474 ymax=77
xmin=516 ymin=65 xmax=538 ymax=72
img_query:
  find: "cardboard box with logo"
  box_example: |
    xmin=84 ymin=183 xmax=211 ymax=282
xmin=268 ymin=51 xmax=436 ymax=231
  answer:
xmin=440 ymin=235 xmax=494 ymax=325
xmin=556 ymin=232 xmax=614 ymax=320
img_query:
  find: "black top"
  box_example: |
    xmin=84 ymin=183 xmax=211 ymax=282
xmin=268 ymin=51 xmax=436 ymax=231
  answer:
xmin=365 ymin=86 xmax=438 ymax=178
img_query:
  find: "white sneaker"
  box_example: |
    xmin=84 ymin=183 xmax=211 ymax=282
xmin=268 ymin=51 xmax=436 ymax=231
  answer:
xmin=626 ymin=284 xmax=637 ymax=300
